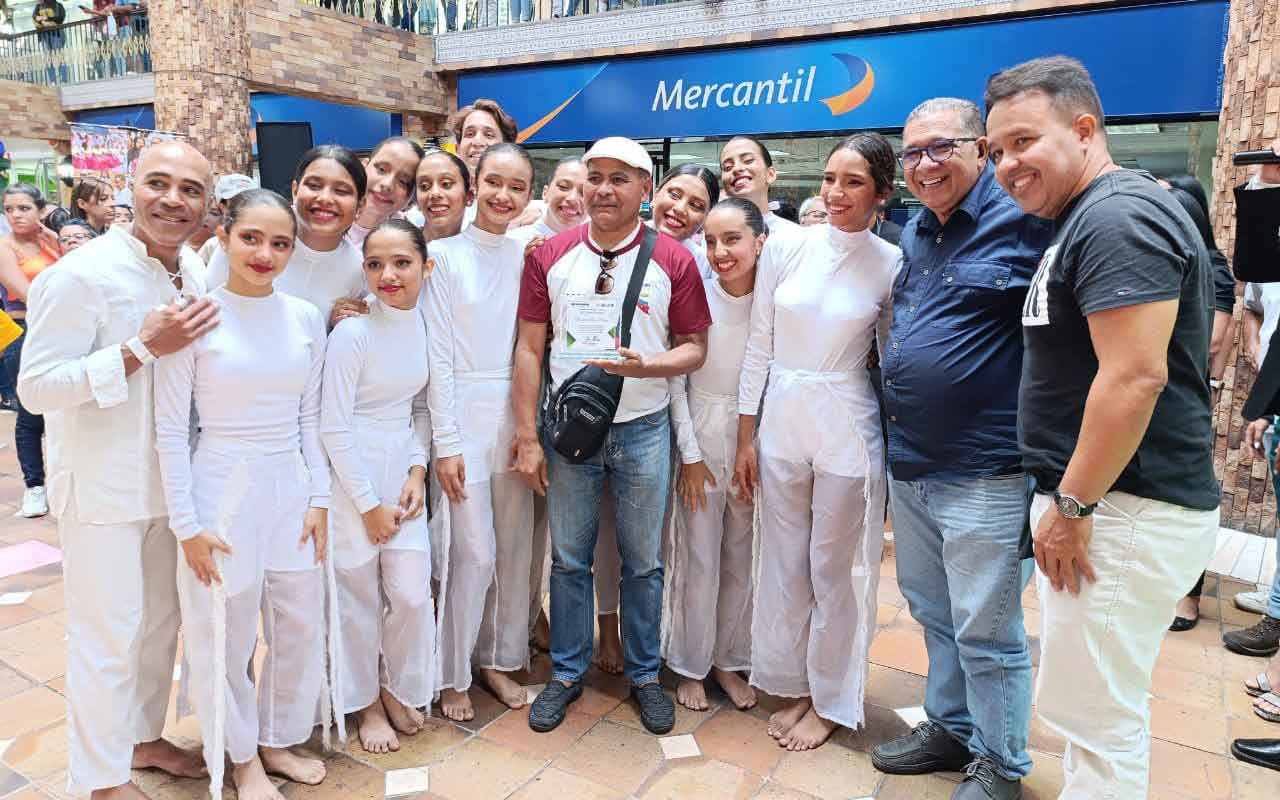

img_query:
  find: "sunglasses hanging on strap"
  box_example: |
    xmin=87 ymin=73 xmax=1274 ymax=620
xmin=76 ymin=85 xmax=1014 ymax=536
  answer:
xmin=542 ymin=227 xmax=659 ymax=463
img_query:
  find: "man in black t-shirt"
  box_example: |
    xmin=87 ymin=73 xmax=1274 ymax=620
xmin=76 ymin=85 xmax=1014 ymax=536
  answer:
xmin=985 ymin=56 xmax=1220 ymax=798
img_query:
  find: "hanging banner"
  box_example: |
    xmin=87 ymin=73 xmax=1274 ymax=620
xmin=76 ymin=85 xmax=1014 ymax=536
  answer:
xmin=69 ymin=123 xmax=183 ymax=203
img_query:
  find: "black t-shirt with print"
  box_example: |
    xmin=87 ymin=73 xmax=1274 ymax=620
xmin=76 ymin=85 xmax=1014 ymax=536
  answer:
xmin=1019 ymin=169 xmax=1220 ymax=511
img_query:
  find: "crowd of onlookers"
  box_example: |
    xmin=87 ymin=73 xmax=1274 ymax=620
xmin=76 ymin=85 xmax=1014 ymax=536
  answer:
xmin=3 ymin=0 xmax=149 ymax=85
xmin=311 ymin=0 xmax=675 ymax=34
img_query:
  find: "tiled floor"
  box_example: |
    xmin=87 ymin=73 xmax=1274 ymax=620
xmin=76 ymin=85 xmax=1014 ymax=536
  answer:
xmin=0 ymin=415 xmax=1275 ymax=799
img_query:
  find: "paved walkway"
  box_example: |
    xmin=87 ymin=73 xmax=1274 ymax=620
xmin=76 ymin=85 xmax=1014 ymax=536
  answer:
xmin=0 ymin=414 xmax=1273 ymax=799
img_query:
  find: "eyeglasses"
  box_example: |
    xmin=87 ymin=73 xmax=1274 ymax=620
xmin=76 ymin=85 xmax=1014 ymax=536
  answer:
xmin=897 ymin=138 xmax=979 ymax=170
xmin=58 ymin=231 xmax=94 ymax=246
xmin=595 ymin=256 xmax=617 ymax=295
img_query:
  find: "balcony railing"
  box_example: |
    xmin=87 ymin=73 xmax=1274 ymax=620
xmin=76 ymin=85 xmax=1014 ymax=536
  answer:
xmin=301 ymin=0 xmax=675 ymax=35
xmin=0 ymin=12 xmax=151 ymax=87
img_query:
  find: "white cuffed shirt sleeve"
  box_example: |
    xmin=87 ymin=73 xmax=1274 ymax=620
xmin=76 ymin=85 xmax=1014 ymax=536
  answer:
xmin=153 ymin=344 xmax=202 ymax=541
xmin=300 ymin=308 xmax=331 ymax=509
xmin=424 ymin=257 xmax=462 ymax=459
xmin=320 ymin=323 xmax=379 ymax=514
xmin=16 ymin=268 xmax=129 ymax=414
xmin=668 ymin=375 xmax=703 ymax=464
xmin=737 ymin=241 xmax=783 ymax=417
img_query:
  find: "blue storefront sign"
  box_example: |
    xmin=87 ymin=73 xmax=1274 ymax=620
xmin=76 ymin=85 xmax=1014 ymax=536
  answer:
xmin=74 ymin=94 xmax=403 ymax=153
xmin=458 ymin=0 xmax=1228 ymax=144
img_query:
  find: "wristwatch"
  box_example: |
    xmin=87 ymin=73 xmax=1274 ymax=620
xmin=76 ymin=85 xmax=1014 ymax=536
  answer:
xmin=1209 ymin=378 xmax=1224 ymax=391
xmin=125 ymin=336 xmax=156 ymax=366
xmin=1053 ymin=491 xmax=1097 ymax=519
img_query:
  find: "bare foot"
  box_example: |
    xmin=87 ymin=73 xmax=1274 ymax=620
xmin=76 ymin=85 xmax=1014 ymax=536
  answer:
xmin=233 ymin=755 xmax=285 ymax=800
xmin=1255 ymin=693 xmax=1280 ymax=718
xmin=712 ymin=668 xmax=758 ymax=710
xmin=259 ymin=746 xmax=325 ymax=785
xmin=768 ymin=698 xmax=811 ymax=740
xmin=531 ymin=609 xmax=551 ymax=651
xmin=779 ymin=707 xmax=838 ymax=751
xmin=381 ymin=686 xmax=426 ymax=735
xmin=480 ymin=667 xmax=528 ymax=709
xmin=440 ymin=687 xmax=475 ymax=721
xmin=1246 ymin=661 xmax=1280 ymax=695
xmin=131 ymin=738 xmax=207 ymax=779
xmin=90 ymin=783 xmax=152 ymax=800
xmin=356 ymin=700 xmax=400 ymax=754
xmin=1174 ymin=595 xmax=1200 ymax=621
xmin=677 ymin=677 xmax=709 ymax=711
xmin=594 ymin=613 xmax=624 ymax=675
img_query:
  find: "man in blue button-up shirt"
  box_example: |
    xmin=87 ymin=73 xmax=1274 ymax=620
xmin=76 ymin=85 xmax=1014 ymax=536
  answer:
xmin=870 ymin=98 xmax=1053 ymax=800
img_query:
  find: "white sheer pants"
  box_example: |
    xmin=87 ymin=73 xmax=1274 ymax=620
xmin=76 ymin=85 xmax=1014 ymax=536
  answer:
xmin=749 ymin=457 xmax=883 ymax=729
xmin=664 ymin=485 xmax=753 ymax=679
xmin=438 ymin=471 xmax=533 ymax=690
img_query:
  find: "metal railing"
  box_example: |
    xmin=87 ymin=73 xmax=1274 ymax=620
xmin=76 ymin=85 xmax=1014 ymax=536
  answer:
xmin=0 ymin=12 xmax=151 ymax=86
xmin=302 ymin=0 xmax=674 ymax=35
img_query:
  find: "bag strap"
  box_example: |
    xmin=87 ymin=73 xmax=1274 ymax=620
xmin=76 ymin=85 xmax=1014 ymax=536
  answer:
xmin=618 ymin=226 xmax=659 ymax=349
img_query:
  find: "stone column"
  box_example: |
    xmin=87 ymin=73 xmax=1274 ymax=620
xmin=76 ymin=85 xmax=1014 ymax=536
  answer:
xmin=149 ymin=0 xmax=253 ymax=174
xmin=1211 ymin=0 xmax=1278 ymax=533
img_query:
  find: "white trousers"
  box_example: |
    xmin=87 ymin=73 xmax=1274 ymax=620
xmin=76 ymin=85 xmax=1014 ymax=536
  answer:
xmin=1030 ymin=491 xmax=1217 ymax=799
xmin=438 ymin=471 xmax=534 ymax=690
xmin=528 ymin=494 xmax=550 ymax=634
xmin=331 ymin=423 xmax=435 ymax=714
xmin=664 ymin=484 xmax=753 ymax=679
xmin=176 ymin=448 xmax=329 ymax=798
xmin=748 ymin=367 xmax=885 ymax=730
xmin=663 ymin=392 xmax=753 ymax=679
xmin=61 ymin=503 xmax=180 ymax=793
xmin=594 ymin=493 xmax=620 ymax=615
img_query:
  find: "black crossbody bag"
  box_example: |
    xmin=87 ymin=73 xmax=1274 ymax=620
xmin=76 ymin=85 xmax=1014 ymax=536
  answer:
xmin=542 ymin=227 xmax=658 ymax=463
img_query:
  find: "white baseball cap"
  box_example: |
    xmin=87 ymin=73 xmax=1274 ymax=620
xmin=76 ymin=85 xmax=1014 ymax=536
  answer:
xmin=583 ymin=137 xmax=653 ymax=176
xmin=214 ymin=173 xmax=257 ymax=202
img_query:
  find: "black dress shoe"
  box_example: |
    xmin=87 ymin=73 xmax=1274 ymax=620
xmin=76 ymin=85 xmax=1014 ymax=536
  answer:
xmin=872 ymin=720 xmax=971 ymax=775
xmin=1231 ymin=737 xmax=1280 ymax=772
xmin=1169 ymin=615 xmax=1200 ymax=632
xmin=631 ymin=682 xmax=675 ymax=734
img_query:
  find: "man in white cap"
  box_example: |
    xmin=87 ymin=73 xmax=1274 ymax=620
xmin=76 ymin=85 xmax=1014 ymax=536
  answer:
xmin=512 ymin=136 xmax=711 ymax=734
xmin=194 ymin=173 xmax=256 ymax=264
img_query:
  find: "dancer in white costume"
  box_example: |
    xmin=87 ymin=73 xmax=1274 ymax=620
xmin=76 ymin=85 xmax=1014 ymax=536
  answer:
xmin=323 ymin=219 xmax=436 ymax=754
xmin=207 ymin=145 xmax=368 ymax=315
xmin=17 ymin=142 xmax=214 ymax=800
xmin=427 ymin=143 xmax=537 ymax=721
xmin=344 ymin=137 xmax=424 ymax=248
xmin=665 ymin=198 xmax=763 ymax=713
xmin=651 ymin=164 xmax=719 ymax=280
xmin=734 ymin=134 xmax=901 ymax=751
xmin=155 ymin=190 xmax=333 ymax=800
xmin=720 ymin=136 xmax=802 ymax=238
xmin=509 ymin=156 xmax=587 ymax=654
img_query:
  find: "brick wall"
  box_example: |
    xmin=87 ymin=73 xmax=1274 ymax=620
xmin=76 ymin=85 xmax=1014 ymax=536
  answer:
xmin=246 ymin=0 xmax=449 ymax=119
xmin=0 ymin=80 xmax=69 ymax=141
xmin=1211 ymin=0 xmax=1278 ymax=534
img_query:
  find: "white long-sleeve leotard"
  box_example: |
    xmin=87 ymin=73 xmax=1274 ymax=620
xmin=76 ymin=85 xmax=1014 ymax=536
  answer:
xmin=671 ymin=276 xmax=753 ymax=464
xmin=738 ymin=225 xmax=901 ymax=416
xmin=423 ymin=225 xmax=523 ymax=460
xmin=154 ymin=287 xmax=331 ymax=541
xmin=320 ymin=297 xmax=431 ymax=514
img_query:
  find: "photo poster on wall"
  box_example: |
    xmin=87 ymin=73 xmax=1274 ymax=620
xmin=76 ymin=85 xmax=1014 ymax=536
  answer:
xmin=69 ymin=123 xmax=185 ymax=204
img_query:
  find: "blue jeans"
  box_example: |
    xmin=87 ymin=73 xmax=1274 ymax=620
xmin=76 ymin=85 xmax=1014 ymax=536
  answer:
xmin=3 ymin=324 xmax=45 ymax=488
xmin=544 ymin=409 xmax=671 ymax=686
xmin=509 ymin=0 xmax=533 ymax=21
xmin=1264 ymin=428 xmax=1280 ymax=618
xmin=889 ymin=473 xmax=1034 ymax=779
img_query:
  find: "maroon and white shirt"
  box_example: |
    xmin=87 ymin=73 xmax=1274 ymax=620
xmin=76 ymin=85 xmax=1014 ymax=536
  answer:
xmin=520 ymin=221 xmax=712 ymax=423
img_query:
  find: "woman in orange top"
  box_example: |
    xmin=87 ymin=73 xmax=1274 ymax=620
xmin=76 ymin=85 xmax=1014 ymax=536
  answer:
xmin=0 ymin=184 xmax=61 ymax=519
